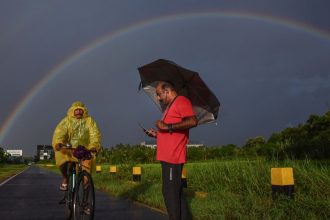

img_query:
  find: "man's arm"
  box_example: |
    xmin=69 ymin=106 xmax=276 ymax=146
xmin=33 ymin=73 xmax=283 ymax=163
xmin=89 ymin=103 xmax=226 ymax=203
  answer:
xmin=156 ymin=115 xmax=198 ymax=132
xmin=52 ymin=118 xmax=68 ymax=151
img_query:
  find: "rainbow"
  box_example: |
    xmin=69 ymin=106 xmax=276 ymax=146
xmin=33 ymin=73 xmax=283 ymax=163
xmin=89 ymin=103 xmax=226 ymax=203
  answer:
xmin=1 ymin=10 xmax=330 ymax=144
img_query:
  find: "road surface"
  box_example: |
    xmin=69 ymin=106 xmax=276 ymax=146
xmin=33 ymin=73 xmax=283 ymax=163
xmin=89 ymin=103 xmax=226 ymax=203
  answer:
xmin=0 ymin=165 xmax=167 ymax=220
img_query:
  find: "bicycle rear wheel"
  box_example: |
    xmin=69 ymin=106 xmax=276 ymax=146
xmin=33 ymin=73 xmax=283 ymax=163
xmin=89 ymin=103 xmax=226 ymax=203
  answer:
xmin=73 ymin=171 xmax=95 ymax=220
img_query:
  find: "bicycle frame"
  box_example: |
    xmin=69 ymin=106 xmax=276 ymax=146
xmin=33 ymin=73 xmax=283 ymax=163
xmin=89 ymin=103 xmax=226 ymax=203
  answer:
xmin=65 ymin=161 xmax=77 ymax=218
xmin=62 ymin=146 xmax=95 ymax=220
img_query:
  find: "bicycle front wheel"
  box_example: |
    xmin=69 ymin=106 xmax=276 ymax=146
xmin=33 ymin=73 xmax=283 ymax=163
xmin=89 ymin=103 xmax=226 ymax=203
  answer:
xmin=65 ymin=174 xmax=75 ymax=219
xmin=73 ymin=171 xmax=95 ymax=220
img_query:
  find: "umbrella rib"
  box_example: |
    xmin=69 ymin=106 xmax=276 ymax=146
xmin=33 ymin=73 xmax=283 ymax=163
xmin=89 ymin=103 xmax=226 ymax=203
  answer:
xmin=138 ymin=81 xmax=142 ymax=91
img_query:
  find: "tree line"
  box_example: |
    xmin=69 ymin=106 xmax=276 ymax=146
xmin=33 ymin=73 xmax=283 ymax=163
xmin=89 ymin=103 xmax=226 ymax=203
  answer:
xmin=2 ymin=110 xmax=328 ymax=165
xmin=0 ymin=148 xmax=28 ymax=164
xmin=95 ymin=110 xmax=330 ymax=164
xmin=263 ymin=109 xmax=330 ymax=160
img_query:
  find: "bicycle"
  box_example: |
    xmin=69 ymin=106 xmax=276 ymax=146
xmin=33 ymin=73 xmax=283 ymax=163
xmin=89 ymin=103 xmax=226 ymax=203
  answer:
xmin=59 ymin=144 xmax=96 ymax=220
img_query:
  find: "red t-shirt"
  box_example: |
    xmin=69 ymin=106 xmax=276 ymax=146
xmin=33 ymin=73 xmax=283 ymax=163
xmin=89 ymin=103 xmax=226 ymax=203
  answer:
xmin=156 ymin=96 xmax=195 ymax=164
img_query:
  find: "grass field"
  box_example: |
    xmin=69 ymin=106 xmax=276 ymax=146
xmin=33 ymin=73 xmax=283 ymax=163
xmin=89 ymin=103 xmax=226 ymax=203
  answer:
xmin=42 ymin=159 xmax=330 ymax=219
xmin=0 ymin=164 xmax=27 ymax=183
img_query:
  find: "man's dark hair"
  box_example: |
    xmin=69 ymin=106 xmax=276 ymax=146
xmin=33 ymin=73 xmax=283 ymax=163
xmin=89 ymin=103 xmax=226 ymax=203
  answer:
xmin=160 ymin=81 xmax=176 ymax=92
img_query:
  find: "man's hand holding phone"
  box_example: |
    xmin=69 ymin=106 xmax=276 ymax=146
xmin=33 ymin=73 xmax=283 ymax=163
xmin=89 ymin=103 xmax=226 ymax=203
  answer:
xmin=145 ymin=128 xmax=157 ymax=138
xmin=139 ymin=123 xmax=157 ymax=138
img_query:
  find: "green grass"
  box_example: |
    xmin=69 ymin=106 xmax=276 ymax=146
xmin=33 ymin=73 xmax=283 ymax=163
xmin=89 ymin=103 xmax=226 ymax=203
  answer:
xmin=0 ymin=164 xmax=27 ymax=182
xmin=42 ymin=159 xmax=330 ymax=219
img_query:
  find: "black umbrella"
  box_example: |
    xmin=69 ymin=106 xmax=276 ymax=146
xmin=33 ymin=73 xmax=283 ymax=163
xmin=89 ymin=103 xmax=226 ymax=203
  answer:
xmin=138 ymin=59 xmax=220 ymax=125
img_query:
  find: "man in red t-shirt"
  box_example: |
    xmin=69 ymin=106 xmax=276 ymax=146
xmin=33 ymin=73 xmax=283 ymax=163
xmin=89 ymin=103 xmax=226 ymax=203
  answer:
xmin=146 ymin=81 xmax=197 ymax=220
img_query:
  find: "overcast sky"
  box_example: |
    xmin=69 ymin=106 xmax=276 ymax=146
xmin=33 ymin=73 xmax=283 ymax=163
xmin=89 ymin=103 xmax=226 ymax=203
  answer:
xmin=1 ymin=1 xmax=330 ymax=156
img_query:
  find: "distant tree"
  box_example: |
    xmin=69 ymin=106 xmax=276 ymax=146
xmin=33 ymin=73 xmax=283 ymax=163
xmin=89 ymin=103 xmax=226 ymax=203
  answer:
xmin=219 ymin=144 xmax=238 ymax=158
xmin=100 ymin=144 xmax=157 ymax=164
xmin=266 ymin=110 xmax=330 ymax=159
xmin=188 ymin=147 xmax=208 ymax=161
xmin=242 ymin=136 xmax=266 ymax=156
xmin=306 ymin=114 xmax=330 ymax=136
xmin=0 ymin=147 xmax=9 ymax=163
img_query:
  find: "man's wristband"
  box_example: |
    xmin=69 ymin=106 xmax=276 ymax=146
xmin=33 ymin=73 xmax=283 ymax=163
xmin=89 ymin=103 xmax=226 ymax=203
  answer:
xmin=168 ymin=124 xmax=173 ymax=133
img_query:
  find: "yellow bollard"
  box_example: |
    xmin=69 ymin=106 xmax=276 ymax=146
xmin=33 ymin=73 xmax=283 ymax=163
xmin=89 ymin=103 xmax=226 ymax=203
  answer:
xmin=271 ymin=167 xmax=294 ymax=199
xmin=132 ymin=166 xmax=141 ymax=182
xmin=96 ymin=165 xmax=102 ymax=173
xmin=109 ymin=166 xmax=117 ymax=174
xmin=181 ymin=167 xmax=187 ymax=188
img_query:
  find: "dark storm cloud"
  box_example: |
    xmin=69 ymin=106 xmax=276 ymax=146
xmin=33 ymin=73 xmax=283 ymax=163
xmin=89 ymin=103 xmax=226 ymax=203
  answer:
xmin=1 ymin=0 xmax=330 ymax=155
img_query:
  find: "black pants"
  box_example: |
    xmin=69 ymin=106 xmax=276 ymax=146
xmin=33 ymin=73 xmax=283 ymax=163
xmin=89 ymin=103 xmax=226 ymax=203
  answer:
xmin=161 ymin=161 xmax=192 ymax=220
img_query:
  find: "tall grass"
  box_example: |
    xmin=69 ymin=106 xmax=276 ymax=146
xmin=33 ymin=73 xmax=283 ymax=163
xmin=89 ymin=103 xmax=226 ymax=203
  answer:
xmin=42 ymin=159 xmax=330 ymax=219
xmin=0 ymin=164 xmax=27 ymax=182
xmin=189 ymin=159 xmax=329 ymax=219
xmin=92 ymin=159 xmax=330 ymax=219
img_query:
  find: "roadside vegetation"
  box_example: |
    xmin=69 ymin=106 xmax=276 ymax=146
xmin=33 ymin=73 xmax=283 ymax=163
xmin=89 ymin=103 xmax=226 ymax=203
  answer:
xmin=42 ymin=158 xmax=330 ymax=219
xmin=91 ymin=159 xmax=330 ymax=219
xmin=0 ymin=147 xmax=28 ymax=183
xmin=0 ymin=163 xmax=27 ymax=182
xmin=41 ymin=110 xmax=330 ymax=219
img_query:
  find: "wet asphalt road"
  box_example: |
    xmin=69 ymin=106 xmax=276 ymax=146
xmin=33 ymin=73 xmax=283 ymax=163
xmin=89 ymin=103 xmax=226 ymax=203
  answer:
xmin=0 ymin=166 xmax=167 ymax=220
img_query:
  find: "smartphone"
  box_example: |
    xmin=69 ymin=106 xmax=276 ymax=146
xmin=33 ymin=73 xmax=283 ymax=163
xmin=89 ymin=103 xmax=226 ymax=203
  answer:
xmin=138 ymin=123 xmax=149 ymax=134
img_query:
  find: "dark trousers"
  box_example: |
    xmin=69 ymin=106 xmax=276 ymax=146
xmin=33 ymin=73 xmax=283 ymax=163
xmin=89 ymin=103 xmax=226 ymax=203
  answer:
xmin=161 ymin=161 xmax=192 ymax=220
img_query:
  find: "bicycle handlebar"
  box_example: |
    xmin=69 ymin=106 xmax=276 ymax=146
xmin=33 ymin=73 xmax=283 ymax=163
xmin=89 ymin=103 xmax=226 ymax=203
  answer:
xmin=58 ymin=144 xmax=94 ymax=160
xmin=58 ymin=143 xmax=73 ymax=149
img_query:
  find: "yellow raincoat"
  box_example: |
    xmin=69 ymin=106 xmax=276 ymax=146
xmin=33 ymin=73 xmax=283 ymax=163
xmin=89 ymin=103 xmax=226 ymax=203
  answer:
xmin=52 ymin=101 xmax=101 ymax=167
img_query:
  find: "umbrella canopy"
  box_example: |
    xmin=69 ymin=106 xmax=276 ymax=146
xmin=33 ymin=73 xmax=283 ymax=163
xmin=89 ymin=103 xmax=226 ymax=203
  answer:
xmin=138 ymin=59 xmax=220 ymax=125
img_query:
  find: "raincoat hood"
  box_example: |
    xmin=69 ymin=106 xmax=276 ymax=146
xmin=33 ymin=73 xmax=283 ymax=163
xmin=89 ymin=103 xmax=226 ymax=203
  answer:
xmin=67 ymin=101 xmax=89 ymax=118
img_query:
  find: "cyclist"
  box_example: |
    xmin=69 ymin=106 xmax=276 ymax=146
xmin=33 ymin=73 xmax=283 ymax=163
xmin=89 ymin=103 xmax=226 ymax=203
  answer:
xmin=52 ymin=101 xmax=102 ymax=191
